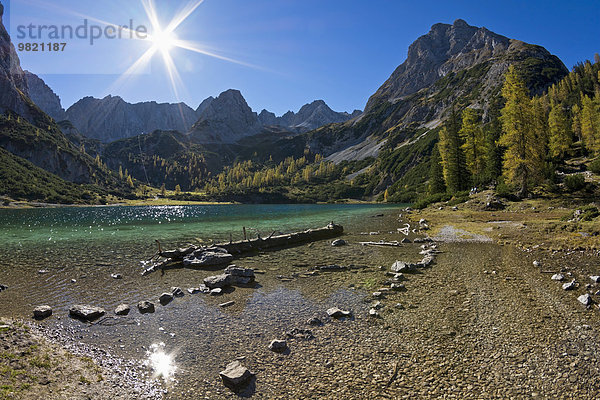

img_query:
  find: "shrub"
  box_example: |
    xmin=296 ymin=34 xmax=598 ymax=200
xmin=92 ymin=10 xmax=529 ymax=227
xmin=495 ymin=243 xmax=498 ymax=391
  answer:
xmin=414 ymin=193 xmax=452 ymax=209
xmin=580 ymin=205 xmax=600 ymax=221
xmin=564 ymin=174 xmax=586 ymax=192
xmin=589 ymin=159 xmax=600 ymax=174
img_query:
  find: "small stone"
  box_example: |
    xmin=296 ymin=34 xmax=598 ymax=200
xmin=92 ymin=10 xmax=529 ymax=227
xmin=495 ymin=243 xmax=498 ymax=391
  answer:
xmin=372 ymin=301 xmax=383 ymax=310
xmin=219 ymin=301 xmax=235 ymax=308
xmin=114 ymin=304 xmax=130 ymax=315
xmin=578 ymin=294 xmax=592 ymax=306
xmin=307 ymin=317 xmax=323 ymax=326
xmin=590 ymin=276 xmax=600 ymax=284
xmin=393 ymin=273 xmax=405 ymax=281
xmin=390 ymin=261 xmax=416 ymax=273
xmin=533 ymin=261 xmax=541 ymax=267
xmin=562 ymin=281 xmax=577 ymax=291
xmin=38 ymin=270 xmax=49 ymax=274
xmin=171 ymin=287 xmax=184 ymax=297
xmin=331 ymin=239 xmax=347 ymax=247
xmin=268 ymin=339 xmax=288 ymax=353
xmin=400 ymin=238 xmax=411 ymax=244
xmin=33 ymin=306 xmax=52 ymax=320
xmin=552 ymin=274 xmax=565 ymax=281
xmin=326 ymin=307 xmax=352 ymax=319
xmin=369 ymin=309 xmax=380 ymax=318
xmin=372 ymin=291 xmax=383 ymax=298
xmin=159 ymin=293 xmax=174 ymax=305
xmin=286 ymin=328 xmax=314 ymax=340
xmin=188 ymin=285 xmax=209 ymax=294
xmin=71 ymin=279 xmax=77 ymax=283
xmin=394 ymin=303 xmax=405 ymax=309
xmin=210 ymin=288 xmax=223 ymax=296
xmin=219 ymin=361 xmax=254 ymax=390
xmin=111 ymin=273 xmax=122 ymax=279
xmin=391 ymin=283 xmax=406 ymax=291
xmin=137 ymin=301 xmax=155 ymax=314
xmin=69 ymin=305 xmax=105 ymax=321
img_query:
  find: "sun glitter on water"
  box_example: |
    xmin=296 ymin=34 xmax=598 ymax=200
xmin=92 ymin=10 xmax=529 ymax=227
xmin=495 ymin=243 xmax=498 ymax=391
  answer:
xmin=146 ymin=342 xmax=177 ymax=381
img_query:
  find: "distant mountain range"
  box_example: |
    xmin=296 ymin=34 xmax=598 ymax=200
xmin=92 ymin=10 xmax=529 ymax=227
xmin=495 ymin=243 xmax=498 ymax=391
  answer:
xmin=24 ymin=71 xmax=361 ymax=143
xmin=0 ymin=7 xmax=569 ymax=203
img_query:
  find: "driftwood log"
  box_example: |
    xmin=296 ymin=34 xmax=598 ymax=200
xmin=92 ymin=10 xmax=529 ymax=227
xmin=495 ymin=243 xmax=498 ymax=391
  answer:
xmin=143 ymin=223 xmax=344 ymax=275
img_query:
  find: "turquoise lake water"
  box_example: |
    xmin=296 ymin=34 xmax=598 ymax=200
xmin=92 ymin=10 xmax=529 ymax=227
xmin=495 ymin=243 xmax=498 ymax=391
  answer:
xmin=0 ymin=204 xmax=400 ymax=247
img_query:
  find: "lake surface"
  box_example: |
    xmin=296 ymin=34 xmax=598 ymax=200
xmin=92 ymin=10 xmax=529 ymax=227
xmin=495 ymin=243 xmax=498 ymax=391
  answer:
xmin=0 ymin=204 xmax=420 ymax=398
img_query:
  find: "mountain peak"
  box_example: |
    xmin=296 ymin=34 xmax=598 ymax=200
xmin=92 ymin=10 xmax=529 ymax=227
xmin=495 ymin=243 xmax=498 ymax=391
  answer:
xmin=364 ymin=20 xmax=552 ymax=112
xmin=453 ymin=18 xmax=469 ymax=28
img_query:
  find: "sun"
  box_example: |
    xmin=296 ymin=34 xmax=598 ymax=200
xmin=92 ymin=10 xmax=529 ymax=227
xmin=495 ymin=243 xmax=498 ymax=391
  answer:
xmin=151 ymin=29 xmax=177 ymax=53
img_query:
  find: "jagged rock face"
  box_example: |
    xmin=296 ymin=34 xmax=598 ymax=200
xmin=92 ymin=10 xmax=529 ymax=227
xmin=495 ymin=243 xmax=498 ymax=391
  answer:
xmin=365 ymin=19 xmax=562 ymax=112
xmin=258 ymin=100 xmax=359 ymax=132
xmin=307 ymin=19 xmax=567 ymax=163
xmin=196 ymin=96 xmax=214 ymax=114
xmin=24 ymin=71 xmax=67 ymax=121
xmin=0 ymin=6 xmax=35 ymax=121
xmin=189 ymin=89 xmax=262 ymax=143
xmin=66 ymin=96 xmax=200 ymax=142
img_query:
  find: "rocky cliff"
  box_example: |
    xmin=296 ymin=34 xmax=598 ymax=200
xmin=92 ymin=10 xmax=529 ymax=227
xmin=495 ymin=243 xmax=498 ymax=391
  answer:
xmin=66 ymin=96 xmax=201 ymax=142
xmin=24 ymin=71 xmax=67 ymax=121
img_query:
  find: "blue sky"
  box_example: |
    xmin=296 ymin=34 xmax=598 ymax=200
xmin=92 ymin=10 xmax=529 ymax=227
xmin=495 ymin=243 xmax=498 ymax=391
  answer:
xmin=5 ymin=0 xmax=600 ymax=115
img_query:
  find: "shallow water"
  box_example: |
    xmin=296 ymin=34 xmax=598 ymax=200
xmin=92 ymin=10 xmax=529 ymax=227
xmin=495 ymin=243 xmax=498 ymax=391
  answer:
xmin=0 ymin=204 xmax=418 ymax=396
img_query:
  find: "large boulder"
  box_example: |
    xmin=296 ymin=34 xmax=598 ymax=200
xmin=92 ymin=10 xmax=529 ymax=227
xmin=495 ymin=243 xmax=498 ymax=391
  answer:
xmin=69 ymin=305 xmax=105 ymax=322
xmin=159 ymin=293 xmax=174 ymax=305
xmin=115 ymin=304 xmax=130 ymax=315
xmin=33 ymin=306 xmax=52 ymax=320
xmin=219 ymin=361 xmax=254 ymax=391
xmin=204 ymin=274 xmax=233 ymax=289
xmin=224 ymin=266 xmax=255 ymax=285
xmin=137 ymin=301 xmax=155 ymax=314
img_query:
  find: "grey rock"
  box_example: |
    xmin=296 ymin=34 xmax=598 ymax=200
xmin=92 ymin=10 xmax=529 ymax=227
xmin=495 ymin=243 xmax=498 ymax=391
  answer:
xmin=268 ymin=339 xmax=288 ymax=353
xmin=171 ymin=287 xmax=184 ymax=297
xmin=187 ymin=285 xmax=210 ymax=294
xmin=590 ymin=276 xmax=600 ymax=284
xmin=318 ymin=265 xmax=347 ymax=272
xmin=307 ymin=317 xmax=323 ymax=326
xmin=372 ymin=301 xmax=383 ymax=310
xmin=184 ymin=250 xmax=233 ymax=268
xmin=114 ymin=304 xmax=130 ymax=315
xmin=391 ymin=261 xmax=417 ymax=273
xmin=224 ymin=266 xmax=255 ymax=285
xmin=219 ymin=361 xmax=254 ymax=390
xmin=562 ymin=281 xmax=577 ymax=291
xmin=551 ymin=274 xmax=565 ymax=281
xmin=137 ymin=301 xmax=155 ymax=314
xmin=326 ymin=307 xmax=352 ymax=319
xmin=159 ymin=293 xmax=174 ymax=305
xmin=400 ymin=238 xmax=411 ymax=244
xmin=210 ymin=288 xmax=223 ymax=296
xmin=391 ymin=283 xmax=406 ymax=291
xmin=372 ymin=291 xmax=384 ymax=298
xmin=111 ymin=273 xmax=122 ymax=279
xmin=578 ymin=294 xmax=592 ymax=306
xmin=286 ymin=328 xmax=314 ymax=340
xmin=204 ymin=274 xmax=233 ymax=289
xmin=38 ymin=270 xmax=49 ymax=274
xmin=369 ymin=309 xmax=380 ymax=318
xmin=33 ymin=306 xmax=52 ymax=320
xmin=331 ymin=239 xmax=347 ymax=247
xmin=0 ymin=284 xmax=7 ymax=292
xmin=69 ymin=305 xmax=106 ymax=321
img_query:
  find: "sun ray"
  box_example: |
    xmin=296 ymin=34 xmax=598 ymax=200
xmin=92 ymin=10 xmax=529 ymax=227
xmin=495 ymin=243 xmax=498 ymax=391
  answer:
xmin=172 ymin=39 xmax=266 ymax=70
xmin=106 ymin=46 xmax=157 ymax=95
xmin=165 ymin=0 xmax=206 ymax=34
